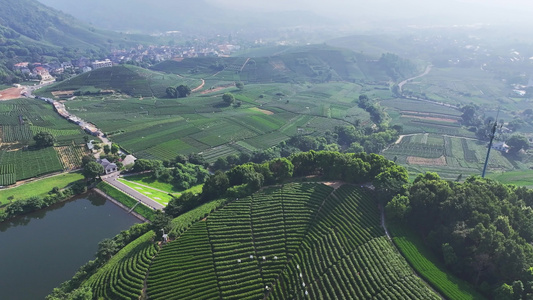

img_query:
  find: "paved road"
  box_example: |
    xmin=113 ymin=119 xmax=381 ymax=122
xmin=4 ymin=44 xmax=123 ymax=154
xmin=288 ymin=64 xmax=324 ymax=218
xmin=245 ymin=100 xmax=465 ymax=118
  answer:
xmin=102 ymin=173 xmax=165 ymax=210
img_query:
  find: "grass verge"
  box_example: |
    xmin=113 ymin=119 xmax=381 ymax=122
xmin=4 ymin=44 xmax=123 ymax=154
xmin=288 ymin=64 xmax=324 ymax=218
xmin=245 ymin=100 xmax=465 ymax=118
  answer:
xmin=0 ymin=172 xmax=84 ymax=205
xmin=96 ymin=182 xmax=155 ymax=221
xmin=118 ymin=178 xmax=174 ymax=206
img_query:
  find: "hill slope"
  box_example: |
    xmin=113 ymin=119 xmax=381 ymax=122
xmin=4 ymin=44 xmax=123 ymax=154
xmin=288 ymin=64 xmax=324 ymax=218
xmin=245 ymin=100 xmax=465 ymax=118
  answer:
xmin=85 ymin=183 xmax=439 ymax=299
xmin=151 ymin=45 xmax=419 ymax=84
xmin=41 ymin=65 xmax=202 ymax=98
xmin=0 ymin=0 xmax=152 ymax=83
xmin=0 ymin=0 xmax=147 ymax=48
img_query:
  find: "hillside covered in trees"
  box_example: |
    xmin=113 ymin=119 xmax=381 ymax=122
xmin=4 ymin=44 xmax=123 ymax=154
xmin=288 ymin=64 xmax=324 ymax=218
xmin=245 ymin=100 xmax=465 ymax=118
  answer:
xmin=0 ymin=0 xmax=149 ymax=83
xmin=387 ymin=172 xmax=533 ymax=298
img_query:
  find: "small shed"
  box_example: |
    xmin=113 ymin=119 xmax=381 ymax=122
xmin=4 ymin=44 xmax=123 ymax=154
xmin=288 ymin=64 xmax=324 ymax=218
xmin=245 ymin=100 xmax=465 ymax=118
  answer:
xmin=492 ymin=142 xmax=510 ymax=153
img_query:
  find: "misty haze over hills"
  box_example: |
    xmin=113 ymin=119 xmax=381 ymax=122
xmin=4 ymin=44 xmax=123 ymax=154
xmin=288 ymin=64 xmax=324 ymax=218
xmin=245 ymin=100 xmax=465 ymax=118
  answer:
xmin=37 ymin=0 xmax=533 ymax=35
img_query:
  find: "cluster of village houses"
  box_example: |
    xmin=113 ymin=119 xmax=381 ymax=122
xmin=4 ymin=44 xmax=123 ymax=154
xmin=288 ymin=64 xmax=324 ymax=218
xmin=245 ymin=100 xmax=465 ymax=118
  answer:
xmin=11 ymin=43 xmax=241 ymax=82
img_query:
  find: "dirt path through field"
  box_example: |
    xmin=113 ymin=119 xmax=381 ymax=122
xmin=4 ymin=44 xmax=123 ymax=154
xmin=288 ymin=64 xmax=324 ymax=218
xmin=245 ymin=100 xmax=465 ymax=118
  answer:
xmin=191 ymin=79 xmax=205 ymax=93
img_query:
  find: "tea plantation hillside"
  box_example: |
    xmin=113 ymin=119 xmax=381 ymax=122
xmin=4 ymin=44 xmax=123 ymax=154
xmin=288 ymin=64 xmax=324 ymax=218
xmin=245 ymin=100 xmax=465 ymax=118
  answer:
xmin=42 ymin=65 xmax=201 ymax=98
xmin=86 ymin=182 xmax=439 ymax=299
xmin=151 ymin=45 xmax=420 ymax=84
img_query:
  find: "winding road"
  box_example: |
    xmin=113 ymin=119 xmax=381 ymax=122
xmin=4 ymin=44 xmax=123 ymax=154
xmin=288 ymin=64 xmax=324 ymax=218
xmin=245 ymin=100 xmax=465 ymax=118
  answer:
xmin=398 ymin=64 xmax=432 ymax=93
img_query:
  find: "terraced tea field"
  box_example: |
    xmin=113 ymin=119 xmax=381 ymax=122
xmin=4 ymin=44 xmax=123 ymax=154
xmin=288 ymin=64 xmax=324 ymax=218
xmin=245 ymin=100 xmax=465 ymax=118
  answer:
xmin=141 ymin=183 xmax=438 ymax=299
xmin=84 ymin=231 xmax=158 ymax=299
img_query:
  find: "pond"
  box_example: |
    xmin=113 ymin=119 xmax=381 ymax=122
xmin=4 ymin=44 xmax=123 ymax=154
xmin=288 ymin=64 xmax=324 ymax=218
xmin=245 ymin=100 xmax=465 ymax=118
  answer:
xmin=0 ymin=192 xmax=141 ymax=300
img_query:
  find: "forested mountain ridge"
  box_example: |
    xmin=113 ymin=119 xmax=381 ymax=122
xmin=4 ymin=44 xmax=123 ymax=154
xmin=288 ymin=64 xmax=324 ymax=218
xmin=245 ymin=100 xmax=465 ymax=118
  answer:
xmin=0 ymin=0 xmax=150 ymax=83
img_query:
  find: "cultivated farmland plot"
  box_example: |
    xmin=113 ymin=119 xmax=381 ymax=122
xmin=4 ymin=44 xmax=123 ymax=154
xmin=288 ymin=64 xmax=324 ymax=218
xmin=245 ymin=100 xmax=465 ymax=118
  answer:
xmin=0 ymin=147 xmax=63 ymax=181
xmin=63 ymin=82 xmax=365 ymax=162
xmin=383 ymin=134 xmax=519 ymax=181
xmin=145 ymin=183 xmax=438 ymax=299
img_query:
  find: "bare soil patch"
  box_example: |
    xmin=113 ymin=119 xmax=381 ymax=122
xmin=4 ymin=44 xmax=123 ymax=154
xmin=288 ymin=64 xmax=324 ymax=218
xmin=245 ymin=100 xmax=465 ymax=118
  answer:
xmin=51 ymin=90 xmax=76 ymax=97
xmin=250 ymin=107 xmax=274 ymax=115
xmin=269 ymin=59 xmax=287 ymax=70
xmin=322 ymin=181 xmax=344 ymax=190
xmin=0 ymin=87 xmax=24 ymax=100
xmin=200 ymin=84 xmax=234 ymax=95
xmin=191 ymin=79 xmax=205 ymax=93
xmin=407 ymin=155 xmax=447 ymax=166
xmin=402 ymin=115 xmax=459 ymax=123
xmin=400 ymin=111 xmax=460 ymax=123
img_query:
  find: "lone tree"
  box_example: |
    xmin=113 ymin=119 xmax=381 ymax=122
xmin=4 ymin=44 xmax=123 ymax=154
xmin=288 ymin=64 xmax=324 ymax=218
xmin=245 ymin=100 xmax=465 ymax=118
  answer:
xmin=83 ymin=161 xmax=104 ymax=180
xmin=111 ymin=143 xmax=120 ymax=155
xmin=222 ymin=93 xmax=235 ymax=105
xmin=236 ymin=82 xmax=244 ymax=90
xmin=176 ymin=85 xmax=191 ymax=98
xmin=166 ymin=86 xmax=177 ymax=98
xmin=507 ymin=134 xmax=529 ymax=154
xmin=33 ymin=131 xmax=55 ymax=148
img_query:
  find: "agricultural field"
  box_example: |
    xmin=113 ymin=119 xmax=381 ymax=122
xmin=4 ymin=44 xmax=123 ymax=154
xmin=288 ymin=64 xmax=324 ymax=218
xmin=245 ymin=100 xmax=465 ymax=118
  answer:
xmin=382 ymin=98 xmax=472 ymax=137
xmin=84 ymin=231 xmax=158 ymax=300
xmin=0 ymin=147 xmax=63 ymax=181
xmin=488 ymin=170 xmax=533 ymax=188
xmin=151 ymin=45 xmax=393 ymax=85
xmin=390 ymin=225 xmax=484 ymax=300
xmin=62 ymin=81 xmax=372 ymax=162
xmin=383 ymin=133 xmax=519 ymax=180
xmin=400 ymin=66 xmax=511 ymax=108
xmin=55 ymin=144 xmax=88 ymax=170
xmin=0 ymin=98 xmax=89 ymax=147
xmin=145 ymin=183 xmax=438 ymax=299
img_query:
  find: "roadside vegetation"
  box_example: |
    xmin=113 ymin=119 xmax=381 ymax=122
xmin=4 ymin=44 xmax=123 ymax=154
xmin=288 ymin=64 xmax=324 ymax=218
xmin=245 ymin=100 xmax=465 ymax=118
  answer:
xmin=95 ymin=182 xmax=155 ymax=221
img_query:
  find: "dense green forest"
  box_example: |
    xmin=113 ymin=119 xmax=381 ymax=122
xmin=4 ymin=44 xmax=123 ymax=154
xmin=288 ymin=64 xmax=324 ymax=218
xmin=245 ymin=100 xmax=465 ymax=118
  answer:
xmin=387 ymin=172 xmax=533 ymax=298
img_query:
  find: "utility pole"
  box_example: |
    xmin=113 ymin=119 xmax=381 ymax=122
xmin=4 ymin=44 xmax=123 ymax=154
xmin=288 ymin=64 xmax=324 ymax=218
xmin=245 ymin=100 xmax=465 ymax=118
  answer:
xmin=481 ymin=121 xmax=498 ymax=178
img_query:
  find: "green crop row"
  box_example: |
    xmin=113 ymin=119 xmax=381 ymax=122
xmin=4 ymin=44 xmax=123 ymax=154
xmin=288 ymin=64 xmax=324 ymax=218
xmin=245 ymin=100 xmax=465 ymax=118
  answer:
xmin=269 ymin=185 xmax=438 ymax=299
xmin=2 ymin=125 xmax=33 ymax=142
xmin=30 ymin=125 xmax=81 ymax=137
xmin=85 ymin=231 xmax=157 ymax=300
xmin=390 ymin=225 xmax=485 ymax=300
xmin=0 ymin=147 xmax=63 ymax=181
xmin=147 ymin=221 xmax=220 ymax=300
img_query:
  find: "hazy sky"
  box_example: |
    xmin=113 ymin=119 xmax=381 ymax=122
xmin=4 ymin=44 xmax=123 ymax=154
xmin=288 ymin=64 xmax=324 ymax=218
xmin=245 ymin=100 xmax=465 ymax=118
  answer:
xmin=208 ymin=0 xmax=533 ymax=26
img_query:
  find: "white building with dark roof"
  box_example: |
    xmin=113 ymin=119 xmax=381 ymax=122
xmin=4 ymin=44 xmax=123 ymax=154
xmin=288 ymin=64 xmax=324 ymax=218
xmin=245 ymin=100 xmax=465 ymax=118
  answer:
xmin=98 ymin=158 xmax=118 ymax=174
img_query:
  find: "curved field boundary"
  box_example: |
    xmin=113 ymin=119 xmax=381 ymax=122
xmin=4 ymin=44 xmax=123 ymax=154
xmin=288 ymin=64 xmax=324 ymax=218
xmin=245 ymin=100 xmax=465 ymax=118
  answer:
xmin=390 ymin=225 xmax=486 ymax=300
